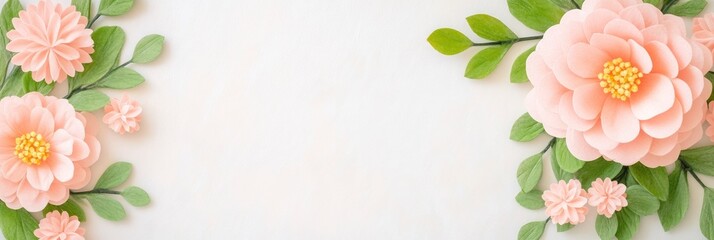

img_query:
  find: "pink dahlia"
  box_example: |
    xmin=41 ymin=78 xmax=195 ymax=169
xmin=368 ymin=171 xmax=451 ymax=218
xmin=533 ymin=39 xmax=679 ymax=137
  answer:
xmin=6 ymin=0 xmax=94 ymax=84
xmin=34 ymin=211 xmax=85 ymax=240
xmin=693 ymin=13 xmax=714 ymax=58
xmin=542 ymin=179 xmax=589 ymax=225
xmin=587 ymin=178 xmax=628 ymax=218
xmin=526 ymin=0 xmax=713 ymax=167
xmin=103 ymin=94 xmax=142 ymax=135
xmin=0 ymin=93 xmax=100 ymax=212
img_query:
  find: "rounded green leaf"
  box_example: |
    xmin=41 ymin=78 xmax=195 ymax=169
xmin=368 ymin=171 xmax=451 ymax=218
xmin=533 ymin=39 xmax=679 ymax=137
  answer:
xmin=626 ymin=185 xmax=660 ymax=216
xmin=666 ymin=0 xmax=707 ymax=17
xmin=511 ymin=46 xmax=535 ymax=83
xmin=97 ymin=68 xmax=145 ymax=89
xmin=551 ymin=153 xmax=574 ymax=181
xmin=72 ymin=0 xmax=91 ymax=18
xmin=576 ymin=158 xmax=622 ymax=189
xmin=644 ymin=0 xmax=663 ymax=8
xmin=680 ymin=147 xmax=714 ymax=176
xmin=98 ymin=0 xmax=134 ymax=16
xmin=518 ymin=221 xmax=546 ymax=240
xmin=132 ymin=34 xmax=165 ymax=64
xmin=84 ymin=194 xmax=126 ymax=221
xmin=516 ymin=190 xmax=544 ymax=210
xmin=68 ymin=90 xmax=110 ymax=112
xmin=553 ymin=138 xmax=585 ymax=173
xmin=95 ymin=162 xmax=133 ymax=189
xmin=466 ymin=14 xmax=517 ymax=41
xmin=0 ymin=202 xmax=37 ymax=240
xmin=596 ymin=214 xmax=618 ymax=240
xmin=507 ymin=0 xmax=565 ymax=32
xmin=630 ymin=163 xmax=669 ymax=201
xmin=427 ymin=28 xmax=473 ymax=55
xmin=616 ymin=208 xmax=640 ymax=240
xmin=517 ymin=153 xmax=543 ymax=193
xmin=658 ymin=163 xmax=689 ymax=231
xmin=510 ymin=113 xmax=544 ymax=142
xmin=557 ymin=223 xmax=574 ymax=232
xmin=702 ymin=188 xmax=714 ymax=239
xmin=71 ymin=26 xmax=126 ymax=88
xmin=22 ymin=72 xmax=55 ymax=94
xmin=42 ymin=198 xmax=86 ymax=222
xmin=550 ymin=0 xmax=579 ymax=9
xmin=465 ymin=44 xmax=511 ymax=79
xmin=121 ymin=186 xmax=150 ymax=207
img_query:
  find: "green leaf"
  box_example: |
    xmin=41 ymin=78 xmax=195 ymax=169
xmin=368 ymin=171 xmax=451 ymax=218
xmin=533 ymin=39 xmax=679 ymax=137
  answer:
xmin=557 ymin=223 xmax=574 ymax=232
xmin=616 ymin=208 xmax=640 ymax=240
xmin=667 ymin=0 xmax=707 ymax=17
xmin=22 ymin=73 xmax=55 ymax=95
xmin=518 ymin=221 xmax=546 ymax=240
xmin=83 ymin=194 xmax=126 ymax=221
xmin=517 ymin=153 xmax=543 ymax=193
xmin=0 ymin=68 xmax=28 ymax=98
xmin=551 ymin=153 xmax=574 ymax=181
xmin=95 ymin=162 xmax=133 ymax=189
xmin=68 ymin=89 xmax=109 ymax=112
xmin=97 ymin=68 xmax=145 ymax=89
xmin=72 ymin=0 xmax=91 ymax=18
xmin=427 ymin=28 xmax=473 ymax=55
xmin=511 ymin=46 xmax=535 ymax=83
xmin=71 ymin=26 xmax=126 ymax=88
xmin=507 ymin=0 xmax=565 ymax=32
xmin=465 ymin=44 xmax=511 ymax=79
xmin=644 ymin=0 xmax=664 ymax=8
xmin=510 ymin=113 xmax=544 ymax=142
xmin=550 ymin=0 xmax=578 ymax=9
xmin=466 ymin=14 xmax=517 ymax=41
xmin=42 ymin=198 xmax=86 ymax=222
xmin=658 ymin=163 xmax=689 ymax=231
xmin=626 ymin=185 xmax=660 ymax=216
xmin=516 ymin=190 xmax=544 ymax=210
xmin=702 ymin=188 xmax=714 ymax=239
xmin=575 ymin=158 xmax=622 ymax=189
xmin=132 ymin=34 xmax=165 ymax=64
xmin=680 ymin=147 xmax=714 ymax=176
xmin=630 ymin=163 xmax=669 ymax=201
xmin=0 ymin=202 xmax=38 ymax=240
xmin=553 ymin=138 xmax=585 ymax=173
xmin=596 ymin=214 xmax=618 ymax=240
xmin=0 ymin=0 xmax=22 ymax=80
xmin=121 ymin=186 xmax=150 ymax=207
xmin=98 ymin=0 xmax=134 ymax=16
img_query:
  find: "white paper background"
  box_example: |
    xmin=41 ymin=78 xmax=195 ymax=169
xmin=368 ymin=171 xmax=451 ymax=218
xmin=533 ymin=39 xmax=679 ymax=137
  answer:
xmin=8 ymin=0 xmax=714 ymax=239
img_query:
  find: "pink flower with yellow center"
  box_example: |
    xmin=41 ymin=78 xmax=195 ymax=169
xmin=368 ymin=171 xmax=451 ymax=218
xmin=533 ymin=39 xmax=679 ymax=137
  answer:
xmin=526 ymin=0 xmax=713 ymax=167
xmin=6 ymin=0 xmax=94 ymax=84
xmin=0 ymin=93 xmax=100 ymax=212
xmin=587 ymin=178 xmax=628 ymax=217
xmin=542 ymin=179 xmax=589 ymax=225
xmin=34 ymin=211 xmax=85 ymax=240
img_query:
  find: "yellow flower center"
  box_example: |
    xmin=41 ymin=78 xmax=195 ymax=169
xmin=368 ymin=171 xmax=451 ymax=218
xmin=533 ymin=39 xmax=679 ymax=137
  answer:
xmin=598 ymin=58 xmax=644 ymax=101
xmin=14 ymin=131 xmax=50 ymax=165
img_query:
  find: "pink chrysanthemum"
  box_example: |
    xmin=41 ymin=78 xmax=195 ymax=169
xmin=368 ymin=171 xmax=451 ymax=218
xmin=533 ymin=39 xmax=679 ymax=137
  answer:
xmin=0 ymin=93 xmax=100 ymax=212
xmin=588 ymin=178 xmax=628 ymax=218
xmin=526 ymin=0 xmax=712 ymax=167
xmin=34 ymin=211 xmax=85 ymax=240
xmin=6 ymin=0 xmax=94 ymax=83
xmin=542 ymin=179 xmax=590 ymax=225
xmin=103 ymin=94 xmax=142 ymax=134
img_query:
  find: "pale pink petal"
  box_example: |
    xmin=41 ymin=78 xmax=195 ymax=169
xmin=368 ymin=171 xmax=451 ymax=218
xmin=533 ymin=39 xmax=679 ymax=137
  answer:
xmin=630 ymin=74 xmax=675 ymax=120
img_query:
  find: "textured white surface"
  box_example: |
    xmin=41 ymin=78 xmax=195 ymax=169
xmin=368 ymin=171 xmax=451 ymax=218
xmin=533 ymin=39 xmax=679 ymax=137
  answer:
xmin=9 ymin=0 xmax=713 ymax=239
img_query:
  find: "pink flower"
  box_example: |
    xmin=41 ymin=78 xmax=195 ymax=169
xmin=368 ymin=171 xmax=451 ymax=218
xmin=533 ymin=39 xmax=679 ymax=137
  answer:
xmin=706 ymin=102 xmax=714 ymax=141
xmin=588 ymin=178 xmax=628 ymax=218
xmin=6 ymin=0 xmax=94 ymax=84
xmin=103 ymin=95 xmax=142 ymax=134
xmin=693 ymin=13 xmax=714 ymax=61
xmin=34 ymin=211 xmax=85 ymax=240
xmin=0 ymin=93 xmax=100 ymax=212
xmin=526 ymin=0 xmax=712 ymax=167
xmin=542 ymin=179 xmax=589 ymax=225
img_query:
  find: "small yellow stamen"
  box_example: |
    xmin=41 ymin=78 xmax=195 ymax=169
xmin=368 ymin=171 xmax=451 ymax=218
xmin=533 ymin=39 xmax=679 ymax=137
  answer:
xmin=598 ymin=58 xmax=644 ymax=101
xmin=14 ymin=131 xmax=50 ymax=165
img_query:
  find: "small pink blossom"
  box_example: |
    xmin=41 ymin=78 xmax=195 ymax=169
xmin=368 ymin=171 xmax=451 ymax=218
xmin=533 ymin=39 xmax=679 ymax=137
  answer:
xmin=588 ymin=178 xmax=628 ymax=218
xmin=103 ymin=95 xmax=142 ymax=135
xmin=542 ymin=179 xmax=589 ymax=225
xmin=6 ymin=0 xmax=94 ymax=83
xmin=693 ymin=13 xmax=714 ymax=62
xmin=34 ymin=211 xmax=85 ymax=240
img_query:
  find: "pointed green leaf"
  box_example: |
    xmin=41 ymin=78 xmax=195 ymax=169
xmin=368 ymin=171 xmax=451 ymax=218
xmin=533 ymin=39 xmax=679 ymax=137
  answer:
xmin=121 ymin=186 xmax=150 ymax=207
xmin=22 ymin=73 xmax=55 ymax=94
xmin=511 ymin=46 xmax=535 ymax=83
xmin=507 ymin=0 xmax=565 ymax=32
xmin=680 ymin=147 xmax=714 ymax=176
xmin=0 ymin=202 xmax=38 ymax=240
xmin=71 ymin=26 xmax=126 ymax=88
xmin=596 ymin=214 xmax=618 ymax=240
xmin=553 ymin=138 xmax=585 ymax=173
xmin=616 ymin=208 xmax=640 ymax=240
xmin=98 ymin=0 xmax=134 ymax=16
xmin=666 ymin=0 xmax=707 ymax=17
xmin=551 ymin=153 xmax=574 ymax=181
xmin=68 ymin=89 xmax=109 ymax=112
xmin=466 ymin=14 xmax=517 ymax=41
xmin=42 ymin=198 xmax=86 ymax=222
xmin=575 ymin=158 xmax=622 ymax=189
xmin=132 ymin=34 xmax=165 ymax=64
xmin=702 ymin=188 xmax=714 ymax=239
xmin=644 ymin=0 xmax=664 ymax=8
xmin=95 ymin=162 xmax=133 ymax=189
xmin=510 ymin=113 xmax=544 ymax=142
xmin=0 ymin=68 xmax=27 ymax=98
xmin=516 ymin=190 xmax=544 ymax=210
xmin=427 ymin=28 xmax=473 ymax=55
xmin=658 ymin=162 xmax=688 ymax=231
xmin=0 ymin=0 xmax=22 ymax=80
xmin=465 ymin=44 xmax=511 ymax=79
xmin=97 ymin=68 xmax=145 ymax=89
xmin=72 ymin=0 xmax=91 ymax=18
xmin=517 ymin=153 xmax=543 ymax=193
xmin=518 ymin=221 xmax=546 ymax=240
xmin=550 ymin=0 xmax=578 ymax=9
xmin=83 ymin=194 xmax=126 ymax=221
xmin=626 ymin=185 xmax=660 ymax=216
xmin=557 ymin=223 xmax=574 ymax=232
xmin=630 ymin=163 xmax=669 ymax=201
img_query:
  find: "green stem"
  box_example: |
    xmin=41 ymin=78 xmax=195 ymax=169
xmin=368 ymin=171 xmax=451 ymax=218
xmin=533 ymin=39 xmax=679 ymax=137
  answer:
xmin=662 ymin=0 xmax=679 ymax=13
xmin=612 ymin=167 xmax=629 ymax=183
xmin=681 ymin=159 xmax=708 ymax=189
xmin=64 ymin=61 xmax=132 ymax=99
xmin=472 ymin=35 xmax=543 ymax=47
xmin=570 ymin=0 xmax=581 ymax=9
xmin=541 ymin=137 xmax=557 ymax=154
xmin=87 ymin=14 xmax=102 ymax=29
xmin=71 ymin=189 xmax=121 ymax=195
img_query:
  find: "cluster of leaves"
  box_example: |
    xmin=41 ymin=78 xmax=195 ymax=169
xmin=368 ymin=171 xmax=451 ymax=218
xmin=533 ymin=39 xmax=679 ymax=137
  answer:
xmin=511 ymin=113 xmax=714 ymax=239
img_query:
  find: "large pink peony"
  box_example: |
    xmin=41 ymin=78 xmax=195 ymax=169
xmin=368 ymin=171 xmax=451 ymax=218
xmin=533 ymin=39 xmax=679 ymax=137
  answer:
xmin=0 ymin=93 xmax=100 ymax=212
xmin=6 ymin=0 xmax=94 ymax=84
xmin=526 ymin=0 xmax=713 ymax=167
